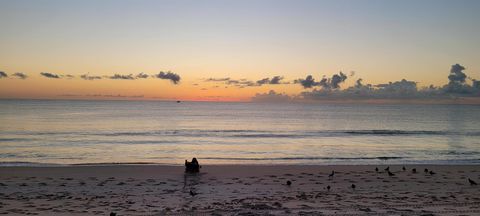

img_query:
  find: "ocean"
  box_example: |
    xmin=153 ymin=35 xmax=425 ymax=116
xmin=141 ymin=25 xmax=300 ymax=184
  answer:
xmin=0 ymin=99 xmax=479 ymax=166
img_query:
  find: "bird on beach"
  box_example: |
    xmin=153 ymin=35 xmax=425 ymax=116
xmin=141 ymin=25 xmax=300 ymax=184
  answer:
xmin=375 ymin=167 xmax=379 ymax=172
xmin=388 ymin=171 xmax=395 ymax=176
xmin=429 ymin=170 xmax=436 ymax=175
xmin=384 ymin=166 xmax=390 ymax=172
xmin=189 ymin=189 xmax=197 ymax=196
xmin=424 ymin=168 xmax=429 ymax=173
xmin=468 ymin=178 xmax=477 ymax=185
xmin=402 ymin=166 xmax=406 ymax=171
xmin=286 ymin=180 xmax=292 ymax=186
xmin=328 ymin=171 xmax=335 ymax=178
xmin=351 ymin=184 xmax=356 ymax=190
xmin=412 ymin=168 xmax=417 ymax=173
xmin=327 ymin=185 xmax=331 ymax=191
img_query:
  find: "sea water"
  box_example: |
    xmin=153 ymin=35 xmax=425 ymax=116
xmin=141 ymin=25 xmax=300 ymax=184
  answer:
xmin=0 ymin=99 xmax=479 ymax=165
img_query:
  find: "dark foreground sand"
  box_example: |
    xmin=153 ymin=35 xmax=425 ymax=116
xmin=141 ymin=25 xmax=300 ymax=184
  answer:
xmin=1 ymin=165 xmax=479 ymax=215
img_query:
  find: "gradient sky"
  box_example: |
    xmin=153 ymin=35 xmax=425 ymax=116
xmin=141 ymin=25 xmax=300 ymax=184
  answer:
xmin=1 ymin=0 xmax=479 ymax=101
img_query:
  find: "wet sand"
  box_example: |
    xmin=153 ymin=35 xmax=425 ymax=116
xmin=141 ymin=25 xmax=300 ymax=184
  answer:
xmin=1 ymin=165 xmax=479 ymax=215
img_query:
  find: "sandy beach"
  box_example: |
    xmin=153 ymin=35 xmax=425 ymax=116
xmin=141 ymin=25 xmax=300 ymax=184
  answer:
xmin=0 ymin=165 xmax=478 ymax=215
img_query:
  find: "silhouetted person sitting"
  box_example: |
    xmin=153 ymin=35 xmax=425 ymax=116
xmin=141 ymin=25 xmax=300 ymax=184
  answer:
xmin=185 ymin=158 xmax=201 ymax=173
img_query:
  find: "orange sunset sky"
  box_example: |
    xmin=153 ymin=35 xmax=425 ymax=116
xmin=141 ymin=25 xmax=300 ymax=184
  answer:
xmin=1 ymin=0 xmax=479 ymax=102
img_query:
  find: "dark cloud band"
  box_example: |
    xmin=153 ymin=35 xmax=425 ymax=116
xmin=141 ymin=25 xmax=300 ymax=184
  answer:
xmin=109 ymin=74 xmax=135 ymax=80
xmin=206 ymin=76 xmax=288 ymax=88
xmin=0 ymin=71 xmax=7 ymax=78
xmin=81 ymin=74 xmax=102 ymax=80
xmin=155 ymin=71 xmax=181 ymax=84
xmin=13 ymin=72 xmax=28 ymax=79
xmin=296 ymin=72 xmax=348 ymax=89
xmin=40 ymin=72 xmax=61 ymax=79
xmin=297 ymin=64 xmax=479 ymax=100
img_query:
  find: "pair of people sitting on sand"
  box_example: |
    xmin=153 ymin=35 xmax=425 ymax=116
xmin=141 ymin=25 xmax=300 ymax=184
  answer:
xmin=185 ymin=158 xmax=201 ymax=173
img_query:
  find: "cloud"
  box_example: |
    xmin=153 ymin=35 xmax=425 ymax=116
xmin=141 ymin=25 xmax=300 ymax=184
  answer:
xmin=300 ymin=80 xmax=421 ymax=101
xmin=109 ymin=74 xmax=135 ymax=80
xmin=474 ymin=80 xmax=480 ymax=89
xmin=297 ymin=64 xmax=480 ymax=101
xmin=136 ymin=72 xmax=149 ymax=79
xmin=206 ymin=78 xmax=231 ymax=82
xmin=82 ymin=72 xmax=145 ymax=80
xmin=295 ymin=75 xmax=316 ymax=88
xmin=224 ymin=79 xmax=239 ymax=84
xmin=448 ymin=64 xmax=467 ymax=83
xmin=206 ymin=76 xmax=288 ymax=88
xmin=231 ymin=80 xmax=256 ymax=87
xmin=331 ymin=72 xmax=348 ymax=88
xmin=256 ymin=76 xmax=285 ymax=85
xmin=40 ymin=72 xmax=61 ymax=79
xmin=296 ymin=72 xmax=348 ymax=89
xmin=256 ymin=78 xmax=270 ymax=85
xmin=80 ymin=73 xmax=102 ymax=80
xmin=374 ymin=79 xmax=418 ymax=96
xmin=300 ymin=78 xmax=444 ymax=100
xmin=13 ymin=72 xmax=28 ymax=79
xmin=269 ymin=76 xmax=284 ymax=84
xmin=251 ymin=90 xmax=292 ymax=103
xmin=155 ymin=71 xmax=181 ymax=84
xmin=0 ymin=71 xmax=7 ymax=78
xmin=443 ymin=64 xmax=476 ymax=94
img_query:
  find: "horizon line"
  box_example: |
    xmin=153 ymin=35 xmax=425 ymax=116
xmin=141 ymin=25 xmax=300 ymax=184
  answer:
xmin=2 ymin=96 xmax=480 ymax=105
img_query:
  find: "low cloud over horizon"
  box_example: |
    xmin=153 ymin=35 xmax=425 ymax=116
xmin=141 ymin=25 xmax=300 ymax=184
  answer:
xmin=80 ymin=73 xmax=102 ymax=80
xmin=251 ymin=90 xmax=292 ymax=103
xmin=0 ymin=70 xmax=181 ymax=85
xmin=1 ymin=64 xmax=479 ymax=103
xmin=109 ymin=74 xmax=135 ymax=80
xmin=295 ymin=72 xmax=350 ymax=89
xmin=205 ymin=76 xmax=289 ymax=88
xmin=253 ymin=64 xmax=480 ymax=102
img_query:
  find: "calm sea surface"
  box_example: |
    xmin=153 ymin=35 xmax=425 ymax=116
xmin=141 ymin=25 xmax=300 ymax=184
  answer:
xmin=0 ymin=99 xmax=479 ymax=165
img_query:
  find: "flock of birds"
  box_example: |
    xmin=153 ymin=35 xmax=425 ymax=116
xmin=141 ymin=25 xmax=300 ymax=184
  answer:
xmin=186 ymin=166 xmax=477 ymax=197
xmin=283 ymin=166 xmax=478 ymax=191
xmin=108 ymin=166 xmax=477 ymax=216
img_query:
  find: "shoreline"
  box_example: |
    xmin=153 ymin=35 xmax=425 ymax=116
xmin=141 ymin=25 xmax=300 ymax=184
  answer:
xmin=1 ymin=164 xmax=479 ymax=215
xmin=1 ymin=160 xmax=480 ymax=167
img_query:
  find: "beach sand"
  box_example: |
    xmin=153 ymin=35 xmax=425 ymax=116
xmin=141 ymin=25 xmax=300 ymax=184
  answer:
xmin=1 ymin=165 xmax=479 ymax=215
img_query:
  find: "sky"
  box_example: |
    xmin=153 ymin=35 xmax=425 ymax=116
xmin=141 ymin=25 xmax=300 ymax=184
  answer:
xmin=1 ymin=0 xmax=479 ymax=102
